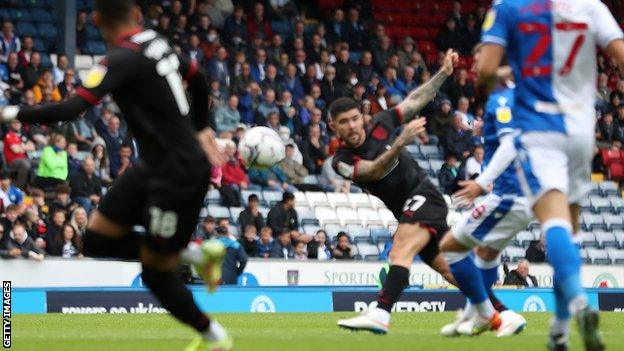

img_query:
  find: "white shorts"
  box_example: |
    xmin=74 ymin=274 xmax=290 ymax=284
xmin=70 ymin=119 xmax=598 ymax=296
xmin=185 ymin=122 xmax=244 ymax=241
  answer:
xmin=513 ymin=132 xmax=593 ymax=208
xmin=452 ymin=193 xmax=532 ymax=252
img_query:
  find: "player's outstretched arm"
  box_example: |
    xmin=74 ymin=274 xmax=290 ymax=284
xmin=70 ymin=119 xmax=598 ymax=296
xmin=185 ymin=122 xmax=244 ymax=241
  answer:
xmin=396 ymin=49 xmax=458 ymax=120
xmin=0 ymin=96 xmax=92 ymax=124
xmin=353 ymin=118 xmax=426 ymax=182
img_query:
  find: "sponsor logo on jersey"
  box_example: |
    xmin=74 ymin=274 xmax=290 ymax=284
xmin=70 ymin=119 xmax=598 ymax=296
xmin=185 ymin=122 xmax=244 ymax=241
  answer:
xmin=523 ymin=295 xmax=546 ymax=312
xmin=472 ymin=205 xmax=486 ymax=219
xmin=482 ymin=9 xmax=496 ymax=31
xmin=250 ymin=295 xmax=276 ymax=313
xmin=496 ymin=106 xmax=512 ymax=123
xmin=83 ymin=64 xmax=107 ymax=89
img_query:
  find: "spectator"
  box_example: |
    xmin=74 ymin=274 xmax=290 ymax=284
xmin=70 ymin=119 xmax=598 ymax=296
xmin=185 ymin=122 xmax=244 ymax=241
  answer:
xmin=223 ymin=6 xmax=247 ymax=48
xmin=4 ymin=119 xmax=35 ymax=189
xmin=269 ymin=229 xmax=295 ymax=259
xmin=280 ymin=64 xmax=305 ymax=104
xmin=69 ymin=156 xmax=102 ymax=214
xmin=116 ymin=144 xmax=137 ymax=178
xmin=461 ymin=15 xmax=481 ymax=55
xmin=49 ymin=185 xmax=74 ymax=214
xmin=526 ymin=236 xmax=546 ymax=263
xmin=221 ymin=140 xmax=257 ymax=191
xmin=22 ymin=207 xmax=46 ymax=245
xmin=450 ymin=1 xmax=464 ymax=28
xmin=256 ymin=89 xmax=280 ymax=125
xmin=231 ymin=62 xmax=253 ymax=96
xmin=0 ymin=224 xmax=21 ymax=259
xmin=52 ymin=54 xmax=70 ymax=85
xmin=278 ymin=90 xmax=302 ymax=137
xmin=320 ymin=65 xmax=341 ymax=105
xmin=320 ymin=155 xmax=353 ymax=193
xmin=195 ymin=216 xmax=217 ymax=241
xmin=455 ymin=97 xmax=475 ymax=129
xmin=373 ymin=36 xmax=394 ymax=72
xmin=76 ymin=11 xmax=88 ymax=51
xmin=208 ymin=47 xmax=231 ymax=86
xmin=247 ymin=2 xmax=273 ymax=41
xmin=267 ymin=34 xmax=285 ymax=65
xmin=58 ymin=69 xmax=78 ymax=100
xmin=68 ymin=111 xmax=98 ymax=152
xmin=270 ymin=0 xmax=297 ymax=22
xmin=397 ymin=37 xmax=417 ymax=71
xmin=30 ymin=188 xmax=49 ymax=222
xmin=334 ymin=48 xmax=355 ymax=85
xmin=307 ymin=230 xmax=332 ymax=260
xmin=439 ymin=154 xmax=462 ymax=195
xmin=214 ymin=225 xmax=247 ymax=285
xmin=265 ymin=111 xmax=282 ymax=133
xmin=430 ymin=99 xmax=454 ymax=142
xmin=300 ymin=124 xmax=327 ymax=174
xmin=465 ymin=145 xmax=484 ymax=178
xmin=332 ymin=232 xmax=354 ymax=260
xmin=187 ymin=34 xmax=205 ymax=67
xmin=48 ymin=223 xmax=83 ymax=258
xmin=436 ymin=17 xmax=463 ymax=53
xmin=369 ymin=83 xmax=390 ymax=115
xmin=95 ymin=114 xmax=126 ymax=178
xmin=23 ymin=52 xmax=43 ymax=90
xmin=381 ymin=66 xmax=408 ymax=99
xmin=326 ymin=9 xmax=345 ymax=44
xmin=1 ymin=204 xmax=20 ymax=234
xmin=293 ymin=241 xmax=308 ymax=260
xmin=69 ymin=207 xmax=88 ymax=236
xmin=597 ymin=111 xmax=620 ymax=146
xmin=91 ymin=141 xmax=112 ymax=185
xmin=0 ymin=171 xmax=23 ymax=208
xmin=238 ymin=194 xmax=265 ymax=234
xmin=277 ymin=126 xmax=304 ymax=164
xmin=1 ymin=22 xmax=21 ymax=60
xmin=34 ymin=134 xmax=68 ymax=190
xmin=17 ymin=36 xmax=34 ymax=69
xmin=278 ymin=144 xmax=309 ymax=186
xmin=597 ymin=73 xmax=611 ymax=106
xmin=356 ymin=51 xmax=375 ymax=87
xmin=215 ymin=95 xmax=241 ymax=135
xmin=266 ymin=191 xmax=304 ymax=242
xmin=403 ymin=66 xmax=418 ymax=92
xmin=239 ymin=224 xmax=259 ymax=257
xmin=302 ymin=65 xmax=320 ymax=95
xmin=449 ymin=70 xmax=475 ymax=107
xmin=10 ymin=223 xmax=44 ymax=261
xmin=503 ymin=259 xmax=538 ymax=287
xmin=258 ymin=226 xmax=273 ymax=258
xmin=445 ymin=112 xmax=474 ymax=160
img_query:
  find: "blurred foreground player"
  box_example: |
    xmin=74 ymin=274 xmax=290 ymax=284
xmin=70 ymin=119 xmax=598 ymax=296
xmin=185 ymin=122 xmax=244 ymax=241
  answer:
xmin=0 ymin=1 xmax=232 ymax=350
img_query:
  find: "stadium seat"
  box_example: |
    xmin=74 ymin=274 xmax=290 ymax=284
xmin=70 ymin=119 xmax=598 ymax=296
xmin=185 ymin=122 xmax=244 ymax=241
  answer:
xmin=357 ymin=208 xmax=384 ymax=227
xmin=30 ymin=8 xmax=53 ymax=22
xmin=10 ymin=8 xmax=32 ymax=22
xmin=416 ymin=159 xmax=431 ymax=171
xmin=74 ymin=55 xmax=94 ymax=70
xmin=429 ymin=159 xmax=444 ymax=174
xmin=580 ymin=249 xmax=591 ymax=264
xmin=306 ymin=192 xmax=330 ymax=208
xmin=297 ymin=206 xmax=318 ymax=226
xmin=327 ymin=192 xmax=350 ymax=208
xmin=610 ymin=196 xmax=624 ymax=214
xmin=599 ymin=181 xmax=620 ymax=196
xmin=369 ymin=195 xmax=386 ymax=209
xmin=515 ymin=230 xmax=536 ymax=248
xmin=315 ymin=206 xmax=340 ymax=226
xmin=370 ymin=227 xmax=392 ymax=244
xmin=346 ymin=225 xmax=370 ymax=243
xmin=582 ymin=213 xmax=606 ymax=231
xmin=595 ymin=231 xmax=618 ymax=249
xmin=16 ymin=22 xmax=37 ymax=37
xmin=406 ymin=144 xmax=420 ymax=155
xmin=294 ymin=191 xmax=307 ymax=206
xmin=378 ymin=208 xmax=398 ymax=227
xmin=590 ymin=196 xmax=612 ymax=213
xmin=204 ymin=189 xmax=221 ymax=205
xmin=262 ymin=191 xmax=282 ymax=206
xmin=258 ymin=206 xmax=270 ymax=218
xmin=36 ymin=22 xmax=57 ymax=39
xmin=607 ymin=249 xmax=624 ymax=264
xmin=348 ymin=193 xmax=372 ymax=209
xmin=207 ymin=205 xmax=230 ymax=220
xmin=336 ymin=206 xmax=361 ymax=226
xmin=586 ymin=248 xmax=610 ymax=264
xmin=40 ymin=53 xmax=52 ymax=68
xmin=198 ymin=208 xmax=208 ymax=218
xmin=578 ymin=197 xmax=593 ymax=212
xmin=603 ymin=213 xmax=624 ymax=231
xmin=588 ymin=182 xmax=602 ymax=196
xmin=615 ymin=230 xmax=624 ymax=248
xmin=229 ymin=207 xmax=244 ymax=223
xmin=420 ymin=144 xmax=441 ymax=159
xmin=580 ymin=232 xmax=598 ymax=248
xmin=303 ymin=224 xmax=321 ymax=236
xmin=356 ymin=243 xmax=380 ymax=259
xmin=228 ymin=225 xmax=239 ymax=237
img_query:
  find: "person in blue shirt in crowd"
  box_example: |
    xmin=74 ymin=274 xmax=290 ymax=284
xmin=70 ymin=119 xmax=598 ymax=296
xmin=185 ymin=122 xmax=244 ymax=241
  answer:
xmin=0 ymin=171 xmax=23 ymax=208
xmin=257 ymin=226 xmax=274 ymax=258
xmin=214 ymin=225 xmax=247 ymax=285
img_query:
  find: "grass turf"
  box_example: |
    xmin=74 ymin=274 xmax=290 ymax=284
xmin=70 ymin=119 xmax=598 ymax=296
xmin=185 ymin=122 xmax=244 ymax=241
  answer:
xmin=10 ymin=312 xmax=624 ymax=351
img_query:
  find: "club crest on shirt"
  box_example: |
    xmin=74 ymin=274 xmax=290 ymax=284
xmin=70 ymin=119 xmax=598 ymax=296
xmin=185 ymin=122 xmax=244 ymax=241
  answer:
xmin=482 ymin=9 xmax=496 ymax=31
xmin=371 ymin=125 xmax=388 ymax=140
xmin=83 ymin=64 xmax=107 ymax=89
xmin=496 ymin=106 xmax=512 ymax=124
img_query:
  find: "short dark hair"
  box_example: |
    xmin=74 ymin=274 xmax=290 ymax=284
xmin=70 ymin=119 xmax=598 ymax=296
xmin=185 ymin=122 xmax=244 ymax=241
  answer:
xmin=95 ymin=0 xmax=135 ymax=25
xmin=329 ymin=97 xmax=359 ymax=120
xmin=204 ymin=215 xmax=215 ymax=223
xmin=336 ymin=231 xmax=350 ymax=241
xmin=55 ymin=184 xmax=71 ymax=194
xmin=282 ymin=191 xmax=294 ymax=202
xmin=248 ymin=194 xmax=259 ymax=203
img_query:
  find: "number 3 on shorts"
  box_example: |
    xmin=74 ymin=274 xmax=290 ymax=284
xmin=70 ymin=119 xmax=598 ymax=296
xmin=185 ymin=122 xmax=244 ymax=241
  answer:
xmin=403 ymin=195 xmax=426 ymax=212
xmin=149 ymin=206 xmax=178 ymax=238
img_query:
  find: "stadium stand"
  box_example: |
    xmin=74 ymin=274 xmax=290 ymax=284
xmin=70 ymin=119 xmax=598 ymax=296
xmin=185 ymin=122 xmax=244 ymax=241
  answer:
xmin=0 ymin=0 xmax=622 ymax=263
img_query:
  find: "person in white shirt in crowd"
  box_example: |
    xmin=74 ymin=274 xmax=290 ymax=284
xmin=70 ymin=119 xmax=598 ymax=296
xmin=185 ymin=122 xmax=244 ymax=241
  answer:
xmin=465 ymin=144 xmax=485 ymax=178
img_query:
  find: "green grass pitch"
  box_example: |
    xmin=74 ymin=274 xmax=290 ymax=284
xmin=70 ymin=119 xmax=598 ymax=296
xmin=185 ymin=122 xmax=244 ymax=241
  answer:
xmin=11 ymin=312 xmax=624 ymax=351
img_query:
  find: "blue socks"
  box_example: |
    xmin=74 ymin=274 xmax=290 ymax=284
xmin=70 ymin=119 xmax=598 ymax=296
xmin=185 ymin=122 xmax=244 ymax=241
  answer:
xmin=450 ymin=256 xmax=489 ymax=305
xmin=543 ymin=219 xmax=585 ymax=318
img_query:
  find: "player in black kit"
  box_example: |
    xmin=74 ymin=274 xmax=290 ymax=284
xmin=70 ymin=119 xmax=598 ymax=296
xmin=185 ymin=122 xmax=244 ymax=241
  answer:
xmin=0 ymin=1 xmax=232 ymax=350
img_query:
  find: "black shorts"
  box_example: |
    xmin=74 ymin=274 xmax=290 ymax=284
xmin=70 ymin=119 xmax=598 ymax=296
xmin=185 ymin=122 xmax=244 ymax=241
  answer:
xmin=397 ymin=179 xmax=450 ymax=265
xmin=98 ymin=164 xmax=209 ymax=254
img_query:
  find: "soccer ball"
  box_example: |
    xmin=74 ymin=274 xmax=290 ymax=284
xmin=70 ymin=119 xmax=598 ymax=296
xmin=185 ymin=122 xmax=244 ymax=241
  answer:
xmin=238 ymin=126 xmax=285 ymax=169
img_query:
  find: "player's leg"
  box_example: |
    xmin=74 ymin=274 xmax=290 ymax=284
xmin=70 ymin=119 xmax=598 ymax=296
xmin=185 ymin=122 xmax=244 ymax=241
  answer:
xmin=337 ymin=222 xmax=431 ymax=334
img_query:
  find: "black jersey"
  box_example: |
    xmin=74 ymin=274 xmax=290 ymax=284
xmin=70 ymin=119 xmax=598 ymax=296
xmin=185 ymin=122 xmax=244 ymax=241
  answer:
xmin=18 ymin=28 xmax=211 ymax=177
xmin=332 ymin=108 xmax=430 ymax=218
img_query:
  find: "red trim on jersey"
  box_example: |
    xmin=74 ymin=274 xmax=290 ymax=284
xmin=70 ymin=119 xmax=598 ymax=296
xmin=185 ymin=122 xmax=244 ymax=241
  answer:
xmin=76 ymin=87 xmax=100 ymax=105
xmin=555 ymin=22 xmax=588 ymax=31
xmin=116 ymin=41 xmax=141 ymax=52
xmin=117 ymin=27 xmax=143 ymax=41
xmin=352 ymin=155 xmax=362 ymax=179
xmin=393 ymin=107 xmax=403 ymax=124
xmin=420 ymin=223 xmax=438 ymax=236
xmin=184 ymin=59 xmax=199 ymax=80
xmin=114 ymin=26 xmax=143 ymax=51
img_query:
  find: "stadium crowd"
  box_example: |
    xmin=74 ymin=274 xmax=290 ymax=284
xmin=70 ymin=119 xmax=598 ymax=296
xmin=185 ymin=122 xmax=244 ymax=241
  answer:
xmin=0 ymin=0 xmax=623 ymax=266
